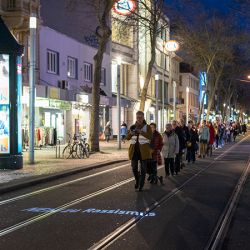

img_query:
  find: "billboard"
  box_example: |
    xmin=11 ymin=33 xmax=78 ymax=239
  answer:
xmin=0 ymin=54 xmax=10 ymax=154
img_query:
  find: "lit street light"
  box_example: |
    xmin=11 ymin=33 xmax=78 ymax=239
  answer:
xmin=29 ymin=14 xmax=37 ymax=164
xmin=165 ymin=40 xmax=180 ymax=121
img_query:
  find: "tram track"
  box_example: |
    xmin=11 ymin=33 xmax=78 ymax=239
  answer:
xmin=89 ymin=135 xmax=250 ymax=250
xmin=0 ymin=135 xmax=248 ymax=248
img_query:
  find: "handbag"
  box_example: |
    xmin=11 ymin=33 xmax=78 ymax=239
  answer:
xmin=186 ymin=141 xmax=192 ymax=148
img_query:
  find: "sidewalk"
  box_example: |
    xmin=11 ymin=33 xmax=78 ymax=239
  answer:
xmin=0 ymin=140 xmax=129 ymax=186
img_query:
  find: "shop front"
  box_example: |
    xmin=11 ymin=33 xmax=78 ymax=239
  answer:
xmin=22 ymin=86 xmax=71 ymax=148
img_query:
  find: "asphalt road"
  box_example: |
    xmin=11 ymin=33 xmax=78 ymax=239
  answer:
xmin=0 ymin=136 xmax=249 ymax=250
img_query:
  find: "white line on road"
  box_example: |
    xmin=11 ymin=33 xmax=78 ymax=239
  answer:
xmin=0 ymin=163 xmax=130 ymax=206
xmin=0 ymin=177 xmax=134 ymax=237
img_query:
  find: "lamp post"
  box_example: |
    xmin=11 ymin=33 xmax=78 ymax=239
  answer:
xmin=165 ymin=40 xmax=180 ymax=121
xmin=117 ymin=57 xmax=122 ymax=150
xmin=186 ymin=87 xmax=189 ymax=125
xmin=155 ymin=74 xmax=159 ymax=128
xmin=29 ymin=15 xmax=37 ymax=164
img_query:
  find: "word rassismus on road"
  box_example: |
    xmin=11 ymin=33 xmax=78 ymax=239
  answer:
xmin=22 ymin=207 xmax=156 ymax=217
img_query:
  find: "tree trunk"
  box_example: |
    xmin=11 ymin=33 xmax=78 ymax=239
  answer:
xmin=206 ymin=69 xmax=223 ymax=121
xmin=89 ymin=12 xmax=112 ymax=152
xmin=198 ymin=91 xmax=206 ymax=124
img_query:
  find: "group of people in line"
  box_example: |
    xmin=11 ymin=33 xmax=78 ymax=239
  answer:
xmin=125 ymin=111 xmax=247 ymax=191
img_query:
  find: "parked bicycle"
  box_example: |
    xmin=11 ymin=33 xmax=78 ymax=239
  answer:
xmin=62 ymin=133 xmax=78 ymax=159
xmin=75 ymin=133 xmax=90 ymax=159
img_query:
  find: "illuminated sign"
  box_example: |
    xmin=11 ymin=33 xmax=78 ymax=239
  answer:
xmin=22 ymin=207 xmax=156 ymax=217
xmin=165 ymin=40 xmax=180 ymax=52
xmin=113 ymin=0 xmax=136 ymax=16
xmin=0 ymin=54 xmax=10 ymax=154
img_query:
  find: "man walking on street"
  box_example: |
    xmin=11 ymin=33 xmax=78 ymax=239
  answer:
xmin=126 ymin=111 xmax=152 ymax=191
xmin=199 ymin=120 xmax=210 ymax=158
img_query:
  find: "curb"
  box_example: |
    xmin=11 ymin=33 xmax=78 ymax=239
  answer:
xmin=0 ymin=159 xmax=128 ymax=195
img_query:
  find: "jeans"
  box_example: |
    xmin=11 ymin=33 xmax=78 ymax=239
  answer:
xmin=187 ymin=148 xmax=195 ymax=162
xmin=164 ymin=158 xmax=175 ymax=176
xmin=131 ymin=159 xmax=147 ymax=188
xmin=175 ymin=153 xmax=181 ymax=173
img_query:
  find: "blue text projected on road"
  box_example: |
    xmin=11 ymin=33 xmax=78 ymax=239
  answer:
xmin=22 ymin=207 xmax=156 ymax=217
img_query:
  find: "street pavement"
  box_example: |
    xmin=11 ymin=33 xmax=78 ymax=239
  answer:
xmin=0 ymin=134 xmax=249 ymax=250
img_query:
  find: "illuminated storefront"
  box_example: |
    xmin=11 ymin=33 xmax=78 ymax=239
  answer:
xmin=0 ymin=17 xmax=23 ymax=169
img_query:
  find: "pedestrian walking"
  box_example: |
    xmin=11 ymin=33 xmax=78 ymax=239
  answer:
xmin=147 ymin=123 xmax=163 ymax=184
xmin=120 ymin=122 xmax=128 ymax=143
xmin=242 ymin=123 xmax=247 ymax=135
xmin=172 ymin=120 xmax=186 ymax=174
xmin=207 ymin=121 xmax=215 ymax=157
xmin=186 ymin=121 xmax=199 ymax=163
xmin=198 ymin=120 xmax=210 ymax=158
xmin=162 ymin=123 xmax=179 ymax=177
xmin=126 ymin=111 xmax=152 ymax=191
xmin=104 ymin=122 xmax=112 ymax=142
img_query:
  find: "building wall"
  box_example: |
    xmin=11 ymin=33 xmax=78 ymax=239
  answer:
xmin=39 ymin=26 xmax=111 ymax=96
xmin=179 ymin=73 xmax=200 ymax=121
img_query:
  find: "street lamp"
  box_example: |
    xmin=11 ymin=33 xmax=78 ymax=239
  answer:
xmin=186 ymin=87 xmax=189 ymax=125
xmin=155 ymin=74 xmax=159 ymax=127
xmin=116 ymin=57 xmax=122 ymax=150
xmin=29 ymin=14 xmax=37 ymax=164
xmin=164 ymin=40 xmax=180 ymax=121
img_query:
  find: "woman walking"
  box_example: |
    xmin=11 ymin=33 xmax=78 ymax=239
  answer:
xmin=162 ymin=123 xmax=179 ymax=176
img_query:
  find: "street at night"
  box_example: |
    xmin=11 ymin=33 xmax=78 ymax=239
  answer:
xmin=1 ymin=0 xmax=250 ymax=249
xmin=0 ymin=135 xmax=249 ymax=249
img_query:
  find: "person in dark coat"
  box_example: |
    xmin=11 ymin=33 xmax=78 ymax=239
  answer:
xmin=172 ymin=120 xmax=186 ymax=174
xmin=207 ymin=121 xmax=215 ymax=157
xmin=186 ymin=121 xmax=199 ymax=163
xmin=148 ymin=123 xmax=163 ymax=184
xmin=242 ymin=123 xmax=247 ymax=135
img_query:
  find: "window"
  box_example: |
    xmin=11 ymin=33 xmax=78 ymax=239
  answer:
xmin=101 ymin=68 xmax=106 ymax=86
xmin=84 ymin=62 xmax=92 ymax=82
xmin=47 ymin=50 xmax=59 ymax=74
xmin=67 ymin=57 xmax=77 ymax=79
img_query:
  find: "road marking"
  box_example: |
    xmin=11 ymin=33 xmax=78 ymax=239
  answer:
xmin=0 ymin=177 xmax=134 ymax=237
xmin=0 ymin=136 xmax=248 ymax=239
xmin=89 ymin=136 xmax=250 ymax=250
xmin=0 ymin=163 xmax=130 ymax=206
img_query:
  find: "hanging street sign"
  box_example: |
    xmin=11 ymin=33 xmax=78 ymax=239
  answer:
xmin=113 ymin=0 xmax=136 ymax=16
xmin=165 ymin=40 xmax=180 ymax=52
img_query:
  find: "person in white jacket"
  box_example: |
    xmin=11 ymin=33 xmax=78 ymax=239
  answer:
xmin=162 ymin=123 xmax=179 ymax=176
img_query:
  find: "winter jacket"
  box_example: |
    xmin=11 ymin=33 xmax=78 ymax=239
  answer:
xmin=151 ymin=131 xmax=163 ymax=165
xmin=162 ymin=131 xmax=179 ymax=158
xmin=120 ymin=125 xmax=127 ymax=136
xmin=127 ymin=123 xmax=152 ymax=160
xmin=199 ymin=125 xmax=210 ymax=142
xmin=209 ymin=125 xmax=215 ymax=145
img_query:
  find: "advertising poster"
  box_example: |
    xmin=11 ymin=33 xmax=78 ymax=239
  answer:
xmin=0 ymin=54 xmax=10 ymax=154
xmin=17 ymin=56 xmax=22 ymax=153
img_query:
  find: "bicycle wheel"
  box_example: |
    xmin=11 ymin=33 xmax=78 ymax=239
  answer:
xmin=71 ymin=143 xmax=78 ymax=158
xmin=84 ymin=147 xmax=90 ymax=158
xmin=62 ymin=145 xmax=71 ymax=159
xmin=85 ymin=143 xmax=90 ymax=152
xmin=76 ymin=144 xmax=84 ymax=159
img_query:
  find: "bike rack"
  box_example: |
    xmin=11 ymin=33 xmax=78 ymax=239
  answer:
xmin=56 ymin=139 xmax=61 ymax=158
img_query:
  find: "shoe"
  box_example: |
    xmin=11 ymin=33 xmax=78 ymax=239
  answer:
xmin=135 ymin=180 xmax=139 ymax=189
xmin=147 ymin=176 xmax=151 ymax=181
xmin=159 ymin=176 xmax=163 ymax=185
xmin=138 ymin=186 xmax=143 ymax=191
